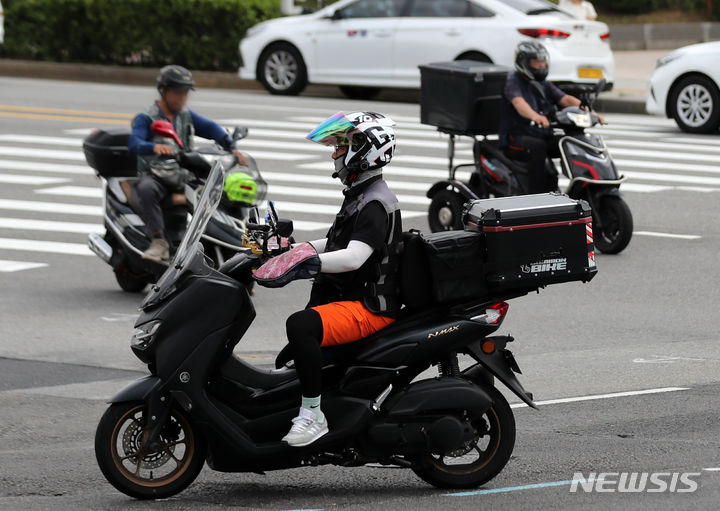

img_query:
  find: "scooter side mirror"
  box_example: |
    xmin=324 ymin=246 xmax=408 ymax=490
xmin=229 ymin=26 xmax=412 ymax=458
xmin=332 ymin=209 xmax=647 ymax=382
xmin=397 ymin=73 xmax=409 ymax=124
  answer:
xmin=276 ymin=219 xmax=294 ymax=238
xmin=151 ymin=120 xmax=184 ymax=148
xmin=232 ymin=126 xmax=249 ymax=141
xmin=248 ymin=207 xmax=260 ymax=224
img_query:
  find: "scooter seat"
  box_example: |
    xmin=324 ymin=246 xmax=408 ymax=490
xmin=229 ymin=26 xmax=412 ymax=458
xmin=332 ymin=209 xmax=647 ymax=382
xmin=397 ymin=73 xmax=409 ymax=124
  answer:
xmin=220 ymin=353 xmax=298 ymax=389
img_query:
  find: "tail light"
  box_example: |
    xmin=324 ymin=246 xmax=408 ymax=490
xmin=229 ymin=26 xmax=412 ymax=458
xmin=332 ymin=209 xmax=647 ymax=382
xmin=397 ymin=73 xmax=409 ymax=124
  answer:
xmin=471 ymin=302 xmax=509 ymax=325
xmin=518 ymin=28 xmax=570 ymax=39
xmin=600 ymin=32 xmax=610 ymax=41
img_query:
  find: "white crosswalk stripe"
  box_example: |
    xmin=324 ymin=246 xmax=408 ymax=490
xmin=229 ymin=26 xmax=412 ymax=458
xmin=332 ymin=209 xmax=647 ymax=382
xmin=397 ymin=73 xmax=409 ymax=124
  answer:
xmin=0 ymin=111 xmax=717 ymax=269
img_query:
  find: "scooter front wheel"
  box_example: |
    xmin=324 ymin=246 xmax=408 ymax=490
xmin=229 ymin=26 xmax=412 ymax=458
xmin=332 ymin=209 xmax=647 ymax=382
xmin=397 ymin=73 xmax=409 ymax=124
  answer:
xmin=593 ymin=196 xmax=633 ymax=254
xmin=428 ymin=190 xmax=465 ymax=232
xmin=95 ymin=402 xmax=206 ymax=500
xmin=412 ymin=385 xmax=515 ymax=489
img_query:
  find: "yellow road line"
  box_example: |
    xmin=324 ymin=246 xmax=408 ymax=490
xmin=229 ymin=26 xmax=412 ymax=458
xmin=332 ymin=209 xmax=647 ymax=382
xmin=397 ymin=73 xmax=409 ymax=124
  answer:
xmin=0 ymin=111 xmax=129 ymax=124
xmin=0 ymin=104 xmax=133 ymax=119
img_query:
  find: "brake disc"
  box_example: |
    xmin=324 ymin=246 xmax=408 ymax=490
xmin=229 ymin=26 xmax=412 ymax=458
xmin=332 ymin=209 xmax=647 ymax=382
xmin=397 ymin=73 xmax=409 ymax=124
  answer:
xmin=121 ymin=420 xmax=174 ymax=470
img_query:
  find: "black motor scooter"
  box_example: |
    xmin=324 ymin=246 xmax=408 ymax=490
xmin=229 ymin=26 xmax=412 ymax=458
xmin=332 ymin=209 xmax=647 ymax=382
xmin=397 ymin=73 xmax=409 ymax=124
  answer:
xmin=94 ymin=162 xmax=545 ymax=500
xmin=427 ymin=79 xmax=633 ymax=254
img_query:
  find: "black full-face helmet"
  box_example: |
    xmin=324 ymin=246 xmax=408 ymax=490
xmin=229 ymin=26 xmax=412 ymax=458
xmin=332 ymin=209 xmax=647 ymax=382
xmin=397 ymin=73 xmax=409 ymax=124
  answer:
xmin=515 ymin=41 xmax=550 ymax=82
xmin=157 ymin=65 xmax=196 ymax=92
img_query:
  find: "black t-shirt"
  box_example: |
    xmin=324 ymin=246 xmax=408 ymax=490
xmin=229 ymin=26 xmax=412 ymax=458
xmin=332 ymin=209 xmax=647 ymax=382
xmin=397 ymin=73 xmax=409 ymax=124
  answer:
xmin=499 ymin=72 xmax=566 ymax=144
xmin=350 ymin=201 xmax=388 ymax=250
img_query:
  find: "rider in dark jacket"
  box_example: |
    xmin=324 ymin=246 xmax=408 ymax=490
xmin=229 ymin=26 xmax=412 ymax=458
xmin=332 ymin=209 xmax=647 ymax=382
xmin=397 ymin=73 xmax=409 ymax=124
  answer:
xmin=253 ymin=111 xmax=402 ymax=447
xmin=128 ymin=65 xmax=247 ymax=262
xmin=499 ymin=42 xmax=604 ymax=193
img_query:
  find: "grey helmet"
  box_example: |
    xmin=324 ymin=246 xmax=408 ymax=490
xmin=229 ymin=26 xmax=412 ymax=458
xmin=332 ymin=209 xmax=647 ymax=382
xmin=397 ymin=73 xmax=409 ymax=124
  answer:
xmin=514 ymin=41 xmax=550 ymax=82
xmin=157 ymin=65 xmax=196 ymax=92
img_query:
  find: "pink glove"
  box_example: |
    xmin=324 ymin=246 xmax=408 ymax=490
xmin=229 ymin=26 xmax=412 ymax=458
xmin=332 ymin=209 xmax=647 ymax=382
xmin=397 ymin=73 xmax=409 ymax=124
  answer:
xmin=253 ymin=242 xmax=321 ymax=288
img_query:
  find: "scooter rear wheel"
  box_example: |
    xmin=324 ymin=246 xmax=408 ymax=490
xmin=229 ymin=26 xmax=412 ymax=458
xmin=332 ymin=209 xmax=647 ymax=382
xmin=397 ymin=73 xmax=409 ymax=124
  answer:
xmin=412 ymin=385 xmax=515 ymax=489
xmin=593 ymin=196 xmax=633 ymax=254
xmin=95 ymin=402 xmax=206 ymax=500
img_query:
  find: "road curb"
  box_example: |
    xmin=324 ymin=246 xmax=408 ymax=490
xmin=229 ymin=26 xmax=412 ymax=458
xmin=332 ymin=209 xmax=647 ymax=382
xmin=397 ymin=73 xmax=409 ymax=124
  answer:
xmin=0 ymin=58 xmax=648 ymax=114
xmin=0 ymin=58 xmax=263 ymax=90
xmin=595 ymin=97 xmax=647 ymax=115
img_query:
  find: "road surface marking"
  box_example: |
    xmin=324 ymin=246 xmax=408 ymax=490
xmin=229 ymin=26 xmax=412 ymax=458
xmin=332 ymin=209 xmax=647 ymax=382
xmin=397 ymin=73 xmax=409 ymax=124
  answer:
xmin=0 ymin=199 xmax=102 ymax=216
xmin=0 ymin=104 xmax=133 ymax=118
xmin=613 ymin=158 xmax=720 ymax=175
xmin=0 ymin=173 xmax=69 ymax=185
xmin=634 ymin=231 xmax=701 ymax=240
xmin=267 ymin=184 xmax=430 ymax=206
xmin=0 ymin=146 xmax=85 ymax=161
xmin=0 ymin=160 xmax=91 ymax=174
xmin=702 ymin=468 xmax=720 ymax=472
xmin=607 ymin=138 xmax=720 ymax=154
xmin=446 ymin=478 xmax=604 ymax=497
xmin=0 ymin=237 xmax=93 ymax=255
xmin=0 ymin=259 xmax=49 ymax=272
xmin=36 ymin=185 xmax=102 ymax=198
xmin=0 ymin=134 xmax=85 ymax=146
xmin=0 ymin=217 xmax=102 ymax=234
xmin=271 ymin=200 xmax=424 ymax=219
xmin=510 ymin=386 xmax=690 ymax=409
xmin=0 ymin=111 xmax=129 ymax=124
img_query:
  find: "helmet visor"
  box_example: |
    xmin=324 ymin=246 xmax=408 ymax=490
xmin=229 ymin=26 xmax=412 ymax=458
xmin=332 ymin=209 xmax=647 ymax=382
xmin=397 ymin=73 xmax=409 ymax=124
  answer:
xmin=306 ymin=112 xmax=357 ymax=146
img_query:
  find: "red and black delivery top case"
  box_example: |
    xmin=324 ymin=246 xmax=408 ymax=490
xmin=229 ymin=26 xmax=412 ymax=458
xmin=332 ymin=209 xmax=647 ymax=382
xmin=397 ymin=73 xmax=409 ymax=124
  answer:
xmin=463 ymin=193 xmax=597 ymax=293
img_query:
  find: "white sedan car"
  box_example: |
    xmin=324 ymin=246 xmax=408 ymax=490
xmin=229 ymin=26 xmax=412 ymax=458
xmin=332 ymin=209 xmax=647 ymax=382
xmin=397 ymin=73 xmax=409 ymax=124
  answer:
xmin=239 ymin=0 xmax=615 ymax=97
xmin=646 ymin=42 xmax=720 ymax=134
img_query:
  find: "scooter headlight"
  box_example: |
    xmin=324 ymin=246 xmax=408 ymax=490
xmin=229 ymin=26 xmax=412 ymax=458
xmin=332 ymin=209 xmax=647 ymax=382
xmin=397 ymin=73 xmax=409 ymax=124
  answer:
xmin=566 ymin=111 xmax=593 ymax=128
xmin=131 ymin=320 xmax=162 ymax=350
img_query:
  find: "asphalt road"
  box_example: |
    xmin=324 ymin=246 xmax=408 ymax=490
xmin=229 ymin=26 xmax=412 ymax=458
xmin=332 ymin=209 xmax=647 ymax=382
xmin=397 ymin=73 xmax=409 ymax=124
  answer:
xmin=1 ymin=76 xmax=720 ymax=510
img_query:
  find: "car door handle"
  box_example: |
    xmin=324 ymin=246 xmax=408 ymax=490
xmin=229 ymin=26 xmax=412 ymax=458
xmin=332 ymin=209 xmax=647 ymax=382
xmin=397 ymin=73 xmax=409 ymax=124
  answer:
xmin=445 ymin=30 xmax=461 ymax=36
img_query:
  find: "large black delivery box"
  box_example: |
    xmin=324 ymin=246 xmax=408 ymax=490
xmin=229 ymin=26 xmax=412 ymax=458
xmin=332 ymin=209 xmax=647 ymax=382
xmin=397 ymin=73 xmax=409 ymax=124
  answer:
xmin=82 ymin=127 xmax=137 ymax=178
xmin=419 ymin=61 xmax=510 ymax=135
xmin=463 ymin=193 xmax=597 ymax=293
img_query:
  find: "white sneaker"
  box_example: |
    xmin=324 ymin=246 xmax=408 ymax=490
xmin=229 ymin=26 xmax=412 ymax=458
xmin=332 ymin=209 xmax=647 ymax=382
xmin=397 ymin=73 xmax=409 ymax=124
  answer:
xmin=282 ymin=407 xmax=329 ymax=447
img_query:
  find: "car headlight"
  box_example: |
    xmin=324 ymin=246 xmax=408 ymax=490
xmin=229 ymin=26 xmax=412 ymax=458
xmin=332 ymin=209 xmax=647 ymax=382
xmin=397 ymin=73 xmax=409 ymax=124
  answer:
xmin=655 ymin=54 xmax=681 ymax=69
xmin=131 ymin=320 xmax=162 ymax=350
xmin=245 ymin=23 xmax=268 ymax=38
xmin=566 ymin=111 xmax=593 ymax=128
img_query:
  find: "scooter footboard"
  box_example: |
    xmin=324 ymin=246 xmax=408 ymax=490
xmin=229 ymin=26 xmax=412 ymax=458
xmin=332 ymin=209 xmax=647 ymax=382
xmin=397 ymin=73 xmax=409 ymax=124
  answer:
xmin=463 ymin=337 xmax=536 ymax=409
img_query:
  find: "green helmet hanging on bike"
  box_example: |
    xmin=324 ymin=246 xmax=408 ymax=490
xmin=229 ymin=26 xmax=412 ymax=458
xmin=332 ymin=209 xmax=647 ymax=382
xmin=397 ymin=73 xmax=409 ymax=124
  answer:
xmin=223 ymin=172 xmax=258 ymax=205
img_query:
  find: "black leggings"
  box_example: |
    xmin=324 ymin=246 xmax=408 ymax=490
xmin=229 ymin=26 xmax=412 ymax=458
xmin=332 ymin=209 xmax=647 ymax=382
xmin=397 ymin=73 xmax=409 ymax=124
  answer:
xmin=286 ymin=309 xmax=324 ymax=397
xmin=506 ymin=135 xmax=560 ymax=194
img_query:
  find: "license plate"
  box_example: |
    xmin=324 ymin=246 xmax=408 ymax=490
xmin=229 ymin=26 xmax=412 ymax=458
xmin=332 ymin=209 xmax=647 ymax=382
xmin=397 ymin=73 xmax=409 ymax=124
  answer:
xmin=578 ymin=68 xmax=603 ymax=79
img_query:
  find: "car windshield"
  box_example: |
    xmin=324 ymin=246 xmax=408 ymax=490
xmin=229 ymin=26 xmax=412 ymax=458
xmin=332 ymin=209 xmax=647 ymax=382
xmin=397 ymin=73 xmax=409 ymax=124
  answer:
xmin=500 ymin=0 xmax=570 ymax=16
xmin=141 ymin=162 xmax=225 ymax=309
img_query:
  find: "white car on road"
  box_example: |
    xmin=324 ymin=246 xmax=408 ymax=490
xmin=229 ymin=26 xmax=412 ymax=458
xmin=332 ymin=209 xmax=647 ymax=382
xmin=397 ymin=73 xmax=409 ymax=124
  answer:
xmin=239 ymin=0 xmax=615 ymax=98
xmin=0 ymin=1 xmax=4 ymax=44
xmin=646 ymin=41 xmax=720 ymax=134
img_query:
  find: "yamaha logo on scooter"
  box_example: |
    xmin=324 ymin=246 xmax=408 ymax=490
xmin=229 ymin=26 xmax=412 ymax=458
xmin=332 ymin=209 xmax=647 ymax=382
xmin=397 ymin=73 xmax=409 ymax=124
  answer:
xmin=521 ymin=258 xmax=568 ymax=274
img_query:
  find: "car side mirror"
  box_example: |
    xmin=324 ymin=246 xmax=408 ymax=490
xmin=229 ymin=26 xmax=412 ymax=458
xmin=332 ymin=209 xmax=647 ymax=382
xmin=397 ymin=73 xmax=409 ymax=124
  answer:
xmin=276 ymin=219 xmax=294 ymax=238
xmin=326 ymin=10 xmax=343 ymax=20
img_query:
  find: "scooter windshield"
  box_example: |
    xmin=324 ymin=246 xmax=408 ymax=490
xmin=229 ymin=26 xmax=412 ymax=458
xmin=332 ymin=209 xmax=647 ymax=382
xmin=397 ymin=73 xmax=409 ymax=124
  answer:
xmin=141 ymin=162 xmax=225 ymax=309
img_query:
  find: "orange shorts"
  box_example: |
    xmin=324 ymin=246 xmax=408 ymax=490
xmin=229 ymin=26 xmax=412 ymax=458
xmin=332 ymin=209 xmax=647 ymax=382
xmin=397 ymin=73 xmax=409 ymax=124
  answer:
xmin=311 ymin=301 xmax=395 ymax=347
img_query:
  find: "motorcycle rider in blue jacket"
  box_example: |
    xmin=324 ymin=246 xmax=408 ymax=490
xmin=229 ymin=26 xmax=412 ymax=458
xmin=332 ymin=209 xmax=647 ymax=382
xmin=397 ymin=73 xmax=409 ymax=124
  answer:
xmin=128 ymin=65 xmax=247 ymax=262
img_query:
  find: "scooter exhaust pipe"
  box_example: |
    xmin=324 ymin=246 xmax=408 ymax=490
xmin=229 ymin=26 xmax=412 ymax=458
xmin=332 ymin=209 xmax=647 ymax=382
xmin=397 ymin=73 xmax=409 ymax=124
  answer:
xmin=88 ymin=232 xmax=113 ymax=263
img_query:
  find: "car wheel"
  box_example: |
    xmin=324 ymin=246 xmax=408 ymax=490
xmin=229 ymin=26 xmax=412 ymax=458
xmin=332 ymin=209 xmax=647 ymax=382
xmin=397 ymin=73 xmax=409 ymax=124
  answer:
xmin=338 ymin=86 xmax=382 ymax=100
xmin=258 ymin=43 xmax=307 ymax=96
xmin=670 ymin=75 xmax=720 ymax=134
xmin=455 ymin=52 xmax=492 ymax=64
